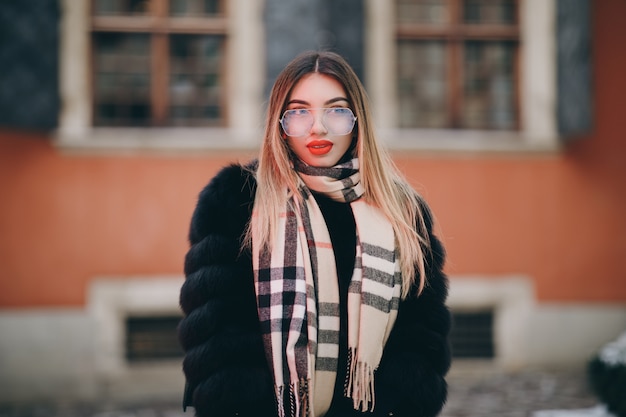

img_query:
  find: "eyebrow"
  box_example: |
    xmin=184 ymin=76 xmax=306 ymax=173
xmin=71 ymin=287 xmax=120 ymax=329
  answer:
xmin=286 ymin=97 xmax=350 ymax=106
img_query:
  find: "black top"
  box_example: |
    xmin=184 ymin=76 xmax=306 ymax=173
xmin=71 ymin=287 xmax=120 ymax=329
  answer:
xmin=313 ymin=193 xmax=357 ymax=415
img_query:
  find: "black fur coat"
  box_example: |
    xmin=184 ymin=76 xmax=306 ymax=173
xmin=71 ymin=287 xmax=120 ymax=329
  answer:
xmin=178 ymin=161 xmax=451 ymax=417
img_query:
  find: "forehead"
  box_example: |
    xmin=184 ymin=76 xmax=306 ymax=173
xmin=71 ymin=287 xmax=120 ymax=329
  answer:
xmin=287 ymin=73 xmax=347 ymax=103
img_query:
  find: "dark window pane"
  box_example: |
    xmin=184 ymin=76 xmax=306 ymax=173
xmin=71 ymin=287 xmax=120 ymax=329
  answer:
xmin=396 ymin=0 xmax=448 ymax=24
xmin=462 ymin=40 xmax=517 ymax=130
xmin=126 ymin=316 xmax=184 ymax=362
xmin=203 ymin=105 xmax=220 ymax=119
xmin=169 ymin=34 xmax=224 ymax=126
xmin=169 ymin=0 xmax=221 ymax=16
xmin=93 ymin=33 xmax=151 ymax=126
xmin=204 ymin=0 xmax=220 ymax=14
xmin=93 ymin=0 xmax=150 ymax=16
xmin=450 ymin=310 xmax=495 ymax=359
xmin=463 ymin=0 xmax=516 ymax=25
xmin=397 ymin=40 xmax=448 ymax=128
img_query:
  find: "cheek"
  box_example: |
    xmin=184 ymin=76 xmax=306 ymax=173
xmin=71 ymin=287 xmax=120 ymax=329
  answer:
xmin=285 ymin=137 xmax=304 ymax=155
xmin=335 ymin=134 xmax=354 ymax=156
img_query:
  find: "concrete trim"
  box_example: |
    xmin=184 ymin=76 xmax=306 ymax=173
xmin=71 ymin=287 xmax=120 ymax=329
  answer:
xmin=0 ymin=309 xmax=96 ymax=402
xmin=448 ymin=276 xmax=626 ymax=370
xmin=87 ymin=276 xmax=185 ymax=401
xmin=448 ymin=276 xmax=536 ymax=370
xmin=0 ymin=276 xmax=624 ymax=402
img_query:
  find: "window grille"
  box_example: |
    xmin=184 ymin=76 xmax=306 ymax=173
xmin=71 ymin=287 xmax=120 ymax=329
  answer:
xmin=91 ymin=0 xmax=226 ymax=127
xmin=450 ymin=310 xmax=495 ymax=359
xmin=125 ymin=315 xmax=184 ymax=362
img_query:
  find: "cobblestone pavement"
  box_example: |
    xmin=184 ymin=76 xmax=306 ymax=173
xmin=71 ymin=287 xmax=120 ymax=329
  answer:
xmin=0 ymin=367 xmax=599 ymax=417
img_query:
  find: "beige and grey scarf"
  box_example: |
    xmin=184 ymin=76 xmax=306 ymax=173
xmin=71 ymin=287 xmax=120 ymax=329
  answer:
xmin=252 ymin=158 xmax=401 ymax=417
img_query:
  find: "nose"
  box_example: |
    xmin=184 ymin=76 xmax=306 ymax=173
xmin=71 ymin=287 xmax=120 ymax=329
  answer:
xmin=310 ymin=111 xmax=327 ymax=135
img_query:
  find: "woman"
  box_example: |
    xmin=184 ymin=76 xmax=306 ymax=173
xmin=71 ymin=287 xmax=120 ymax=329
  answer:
xmin=178 ymin=51 xmax=451 ymax=417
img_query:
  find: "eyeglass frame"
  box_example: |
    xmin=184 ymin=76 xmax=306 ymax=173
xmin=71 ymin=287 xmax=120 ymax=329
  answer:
xmin=279 ymin=107 xmax=357 ymax=137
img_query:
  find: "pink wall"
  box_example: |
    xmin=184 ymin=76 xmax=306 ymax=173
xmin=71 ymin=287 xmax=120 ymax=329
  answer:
xmin=1 ymin=0 xmax=625 ymax=308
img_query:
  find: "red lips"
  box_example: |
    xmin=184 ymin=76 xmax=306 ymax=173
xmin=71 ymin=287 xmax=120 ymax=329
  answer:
xmin=307 ymin=140 xmax=333 ymax=155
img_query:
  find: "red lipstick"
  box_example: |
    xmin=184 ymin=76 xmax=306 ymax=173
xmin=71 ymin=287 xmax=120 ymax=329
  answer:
xmin=307 ymin=140 xmax=333 ymax=155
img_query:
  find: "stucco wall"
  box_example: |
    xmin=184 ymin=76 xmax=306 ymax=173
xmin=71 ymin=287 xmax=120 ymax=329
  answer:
xmin=2 ymin=121 xmax=625 ymax=307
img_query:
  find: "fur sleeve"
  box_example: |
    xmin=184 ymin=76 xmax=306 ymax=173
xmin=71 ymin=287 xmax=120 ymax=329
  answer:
xmin=177 ymin=162 xmax=277 ymax=417
xmin=372 ymin=197 xmax=451 ymax=417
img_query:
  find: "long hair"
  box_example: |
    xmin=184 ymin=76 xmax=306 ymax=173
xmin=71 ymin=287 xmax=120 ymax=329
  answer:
xmin=248 ymin=50 xmax=430 ymax=297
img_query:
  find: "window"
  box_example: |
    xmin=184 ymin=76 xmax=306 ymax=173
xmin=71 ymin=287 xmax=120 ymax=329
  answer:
xmin=396 ymin=0 xmax=519 ymax=131
xmin=90 ymin=278 xmax=185 ymax=395
xmin=450 ymin=310 xmax=495 ymax=358
xmin=90 ymin=0 xmax=226 ymax=127
xmin=366 ymin=0 xmax=560 ymax=151
xmin=126 ymin=315 xmax=183 ymax=362
xmin=445 ymin=276 xmax=534 ymax=368
xmin=58 ymin=0 xmax=264 ymax=149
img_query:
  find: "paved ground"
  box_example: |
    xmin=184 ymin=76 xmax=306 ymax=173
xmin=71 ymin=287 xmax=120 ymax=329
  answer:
xmin=0 ymin=367 xmax=601 ymax=417
xmin=440 ymin=366 xmax=599 ymax=417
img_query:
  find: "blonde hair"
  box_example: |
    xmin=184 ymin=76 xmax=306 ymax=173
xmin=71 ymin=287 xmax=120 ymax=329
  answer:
xmin=248 ymin=51 xmax=430 ymax=297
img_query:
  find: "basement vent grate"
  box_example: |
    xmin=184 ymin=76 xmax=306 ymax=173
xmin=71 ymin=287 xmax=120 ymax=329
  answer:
xmin=126 ymin=315 xmax=184 ymax=362
xmin=450 ymin=310 xmax=495 ymax=359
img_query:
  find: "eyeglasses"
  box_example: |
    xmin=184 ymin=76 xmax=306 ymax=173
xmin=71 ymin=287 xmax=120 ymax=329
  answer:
xmin=280 ymin=107 xmax=357 ymax=137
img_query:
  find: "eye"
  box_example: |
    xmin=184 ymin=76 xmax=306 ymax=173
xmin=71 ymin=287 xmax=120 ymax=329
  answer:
xmin=290 ymin=108 xmax=310 ymax=117
xmin=327 ymin=108 xmax=352 ymax=116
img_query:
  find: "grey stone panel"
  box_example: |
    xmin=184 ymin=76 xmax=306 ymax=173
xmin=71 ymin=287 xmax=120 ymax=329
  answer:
xmin=264 ymin=0 xmax=365 ymax=97
xmin=0 ymin=0 xmax=60 ymax=130
xmin=557 ymin=0 xmax=593 ymax=139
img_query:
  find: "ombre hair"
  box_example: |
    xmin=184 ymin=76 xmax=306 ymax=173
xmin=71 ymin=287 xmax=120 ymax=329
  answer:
xmin=248 ymin=51 xmax=430 ymax=297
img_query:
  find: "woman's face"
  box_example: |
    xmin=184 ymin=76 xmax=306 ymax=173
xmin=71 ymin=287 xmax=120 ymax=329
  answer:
xmin=282 ymin=73 xmax=355 ymax=168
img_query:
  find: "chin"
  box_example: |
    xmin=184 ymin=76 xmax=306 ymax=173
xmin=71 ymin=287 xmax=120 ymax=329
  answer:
xmin=307 ymin=157 xmax=341 ymax=168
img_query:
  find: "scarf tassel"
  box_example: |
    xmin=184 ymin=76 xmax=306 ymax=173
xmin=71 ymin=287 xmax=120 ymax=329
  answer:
xmin=346 ymin=347 xmax=376 ymax=412
xmin=297 ymin=378 xmax=309 ymax=417
xmin=276 ymin=379 xmax=310 ymax=417
xmin=276 ymin=385 xmax=286 ymax=417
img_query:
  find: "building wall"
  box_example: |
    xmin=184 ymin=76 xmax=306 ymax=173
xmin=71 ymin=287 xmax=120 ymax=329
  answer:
xmin=0 ymin=0 xmax=625 ymax=404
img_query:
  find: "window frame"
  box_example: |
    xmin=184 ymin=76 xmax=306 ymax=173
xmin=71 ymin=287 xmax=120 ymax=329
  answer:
xmin=56 ymin=0 xmax=264 ymax=151
xmin=90 ymin=0 xmax=229 ymax=128
xmin=366 ymin=0 xmax=560 ymax=153
xmin=395 ymin=0 xmax=521 ymax=131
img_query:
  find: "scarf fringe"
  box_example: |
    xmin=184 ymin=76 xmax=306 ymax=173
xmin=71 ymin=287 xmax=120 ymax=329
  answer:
xmin=297 ymin=378 xmax=309 ymax=417
xmin=346 ymin=347 xmax=376 ymax=412
xmin=276 ymin=385 xmax=285 ymax=417
xmin=276 ymin=379 xmax=310 ymax=417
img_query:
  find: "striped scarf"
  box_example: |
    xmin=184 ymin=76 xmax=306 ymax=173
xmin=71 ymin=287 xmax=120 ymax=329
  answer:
xmin=252 ymin=158 xmax=402 ymax=417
